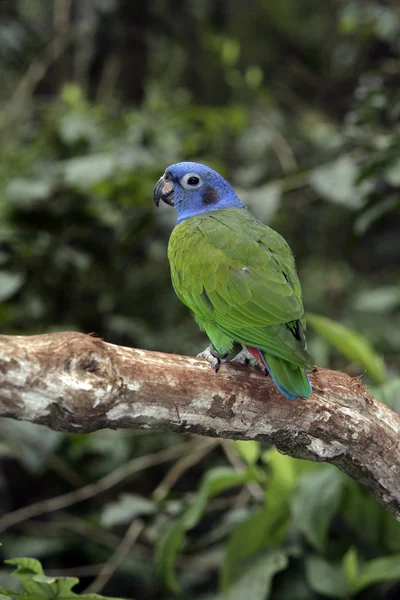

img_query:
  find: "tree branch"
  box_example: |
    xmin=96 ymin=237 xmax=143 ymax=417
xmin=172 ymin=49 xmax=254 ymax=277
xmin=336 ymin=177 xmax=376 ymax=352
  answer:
xmin=0 ymin=332 xmax=399 ymax=519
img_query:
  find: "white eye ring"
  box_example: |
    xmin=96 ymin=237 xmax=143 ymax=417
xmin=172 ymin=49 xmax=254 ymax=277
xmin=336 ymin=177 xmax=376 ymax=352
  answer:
xmin=180 ymin=172 xmax=203 ymax=190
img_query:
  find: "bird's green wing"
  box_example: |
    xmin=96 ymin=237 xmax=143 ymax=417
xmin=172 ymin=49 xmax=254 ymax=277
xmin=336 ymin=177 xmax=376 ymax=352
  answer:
xmin=168 ymin=208 xmax=312 ymax=368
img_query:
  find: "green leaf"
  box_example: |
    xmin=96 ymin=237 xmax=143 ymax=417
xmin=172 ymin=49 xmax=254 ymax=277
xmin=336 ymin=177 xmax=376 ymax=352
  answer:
xmin=5 ymin=556 xmax=124 ymax=600
xmin=310 ymin=156 xmax=371 ymax=209
xmin=234 ymin=440 xmax=261 ymax=466
xmin=156 ymin=467 xmax=260 ymax=592
xmin=369 ymin=378 xmax=400 ymax=412
xmin=217 ymin=551 xmax=288 ymax=600
xmin=385 ymin=158 xmax=400 ymax=185
xmin=32 ymin=575 xmax=58 ymax=584
xmin=261 ymin=449 xmax=304 ymax=505
xmin=237 ymin=182 xmax=281 ymax=223
xmin=101 ymin=493 xmax=156 ymax=527
xmin=5 ymin=557 xmax=44 ymax=576
xmin=1 ymin=421 xmax=64 ymax=473
xmin=221 ymin=38 xmax=240 ymax=66
xmin=63 ymin=154 xmax=116 ymax=188
xmin=353 ymin=286 xmax=400 ymax=313
xmin=221 ymin=452 xmax=297 ymax=590
xmin=4 ymin=535 xmax=64 ymax=559
xmin=271 ymin=564 xmax=313 ymax=600
xmin=155 ymin=521 xmax=186 ymax=592
xmin=342 ymin=547 xmax=359 ymax=589
xmin=354 ymin=197 xmax=399 ymax=235
xmin=5 ymin=178 xmax=54 ymax=208
xmin=261 ymin=449 xmax=315 ymax=493
xmin=62 ymin=83 xmax=85 ymax=105
xmin=221 ymin=505 xmax=289 ymax=590
xmin=356 ymin=554 xmax=400 ymax=591
xmin=0 ymin=272 xmax=24 ymax=302
xmin=307 ymin=313 xmax=387 ymax=383
xmin=58 ymin=114 xmax=101 ymax=146
xmin=183 ymin=467 xmax=261 ymax=530
xmin=341 ymin=478 xmax=383 ymax=548
xmin=383 ymin=510 xmax=400 ymax=552
xmin=245 ymin=65 xmax=264 ymax=90
xmin=306 ymin=555 xmax=352 ymax=599
xmin=291 ymin=465 xmax=344 ymax=552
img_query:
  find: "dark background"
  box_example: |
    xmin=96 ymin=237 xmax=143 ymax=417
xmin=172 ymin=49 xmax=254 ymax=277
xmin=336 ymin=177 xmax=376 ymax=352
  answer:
xmin=0 ymin=1 xmax=400 ymax=599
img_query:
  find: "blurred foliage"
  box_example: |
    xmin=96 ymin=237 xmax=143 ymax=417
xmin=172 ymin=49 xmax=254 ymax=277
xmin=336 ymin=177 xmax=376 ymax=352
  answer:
xmin=1 ymin=556 xmax=122 ymax=600
xmin=0 ymin=0 xmax=400 ymax=598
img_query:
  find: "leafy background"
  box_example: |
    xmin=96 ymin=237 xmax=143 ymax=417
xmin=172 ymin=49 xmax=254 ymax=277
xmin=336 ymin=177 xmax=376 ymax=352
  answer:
xmin=0 ymin=1 xmax=400 ymax=599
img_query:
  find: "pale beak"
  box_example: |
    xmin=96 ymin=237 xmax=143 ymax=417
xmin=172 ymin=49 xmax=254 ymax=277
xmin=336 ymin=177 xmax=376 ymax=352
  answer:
xmin=153 ymin=176 xmax=174 ymax=207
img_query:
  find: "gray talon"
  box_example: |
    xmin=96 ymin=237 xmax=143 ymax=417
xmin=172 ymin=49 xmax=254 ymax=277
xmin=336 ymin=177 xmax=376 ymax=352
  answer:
xmin=232 ymin=348 xmax=267 ymax=373
xmin=231 ymin=348 xmax=252 ymax=366
xmin=197 ymin=345 xmax=228 ymax=373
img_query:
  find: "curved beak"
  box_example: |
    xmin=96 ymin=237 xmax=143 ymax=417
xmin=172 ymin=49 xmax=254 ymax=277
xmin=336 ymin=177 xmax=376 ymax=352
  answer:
xmin=153 ymin=176 xmax=175 ymax=207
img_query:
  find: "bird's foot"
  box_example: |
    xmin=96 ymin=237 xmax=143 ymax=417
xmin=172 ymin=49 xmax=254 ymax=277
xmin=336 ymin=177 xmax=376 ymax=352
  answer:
xmin=232 ymin=348 xmax=269 ymax=375
xmin=231 ymin=348 xmax=252 ymax=366
xmin=197 ymin=345 xmax=228 ymax=373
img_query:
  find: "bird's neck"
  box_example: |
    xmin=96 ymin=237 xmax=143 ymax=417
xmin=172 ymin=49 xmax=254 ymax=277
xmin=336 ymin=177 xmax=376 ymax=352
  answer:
xmin=175 ymin=194 xmax=245 ymax=224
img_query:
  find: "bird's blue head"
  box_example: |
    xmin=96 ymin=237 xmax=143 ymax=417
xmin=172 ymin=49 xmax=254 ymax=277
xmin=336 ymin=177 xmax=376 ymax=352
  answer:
xmin=153 ymin=162 xmax=245 ymax=224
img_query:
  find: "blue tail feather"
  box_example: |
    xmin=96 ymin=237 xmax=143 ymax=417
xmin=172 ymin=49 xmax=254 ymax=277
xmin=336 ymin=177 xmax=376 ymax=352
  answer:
xmin=258 ymin=350 xmax=312 ymax=401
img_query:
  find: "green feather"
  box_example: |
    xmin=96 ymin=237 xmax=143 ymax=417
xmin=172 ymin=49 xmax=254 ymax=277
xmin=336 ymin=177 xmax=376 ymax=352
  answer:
xmin=263 ymin=353 xmax=312 ymax=399
xmin=168 ymin=208 xmax=313 ymax=397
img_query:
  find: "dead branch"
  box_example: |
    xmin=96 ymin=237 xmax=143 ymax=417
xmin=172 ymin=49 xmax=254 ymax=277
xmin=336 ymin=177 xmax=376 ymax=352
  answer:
xmin=0 ymin=332 xmax=399 ymax=519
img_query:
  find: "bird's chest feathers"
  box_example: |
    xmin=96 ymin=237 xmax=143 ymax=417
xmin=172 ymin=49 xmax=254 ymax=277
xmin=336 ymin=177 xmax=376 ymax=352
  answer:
xmin=167 ymin=218 xmax=242 ymax=294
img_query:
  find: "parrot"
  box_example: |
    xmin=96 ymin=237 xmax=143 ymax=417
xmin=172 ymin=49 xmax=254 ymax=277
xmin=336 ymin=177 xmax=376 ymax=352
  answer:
xmin=153 ymin=162 xmax=313 ymax=400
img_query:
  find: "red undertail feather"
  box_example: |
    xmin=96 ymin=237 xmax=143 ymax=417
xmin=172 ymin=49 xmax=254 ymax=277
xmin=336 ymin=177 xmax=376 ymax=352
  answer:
xmin=245 ymin=346 xmax=266 ymax=366
xmin=244 ymin=345 xmax=312 ymax=401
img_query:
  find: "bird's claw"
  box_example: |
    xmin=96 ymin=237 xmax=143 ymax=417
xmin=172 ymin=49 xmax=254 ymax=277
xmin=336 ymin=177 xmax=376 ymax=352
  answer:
xmin=231 ymin=349 xmax=268 ymax=375
xmin=231 ymin=348 xmax=252 ymax=366
xmin=197 ymin=345 xmax=228 ymax=373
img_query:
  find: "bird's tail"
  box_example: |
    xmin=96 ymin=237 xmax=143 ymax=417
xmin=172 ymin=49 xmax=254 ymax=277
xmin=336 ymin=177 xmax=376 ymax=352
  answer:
xmin=245 ymin=346 xmax=312 ymax=401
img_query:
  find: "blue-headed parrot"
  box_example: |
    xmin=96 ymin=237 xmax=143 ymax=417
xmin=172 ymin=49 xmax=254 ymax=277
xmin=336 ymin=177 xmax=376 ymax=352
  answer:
xmin=154 ymin=162 xmax=313 ymax=400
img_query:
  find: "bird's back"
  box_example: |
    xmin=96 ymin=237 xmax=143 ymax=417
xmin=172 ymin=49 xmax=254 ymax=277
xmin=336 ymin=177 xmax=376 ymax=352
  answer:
xmin=167 ymin=208 xmax=309 ymax=361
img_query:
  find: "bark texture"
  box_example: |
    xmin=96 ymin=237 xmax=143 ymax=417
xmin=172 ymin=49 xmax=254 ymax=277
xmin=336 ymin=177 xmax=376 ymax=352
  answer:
xmin=0 ymin=332 xmax=399 ymax=518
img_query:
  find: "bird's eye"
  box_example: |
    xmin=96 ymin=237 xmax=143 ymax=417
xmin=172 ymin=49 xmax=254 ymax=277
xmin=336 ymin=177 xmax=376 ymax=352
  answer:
xmin=180 ymin=172 xmax=203 ymax=190
xmin=164 ymin=171 xmax=172 ymax=181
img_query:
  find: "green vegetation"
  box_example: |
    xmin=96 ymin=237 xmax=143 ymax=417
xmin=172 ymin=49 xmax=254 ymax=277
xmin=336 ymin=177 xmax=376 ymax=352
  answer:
xmin=0 ymin=1 xmax=399 ymax=598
